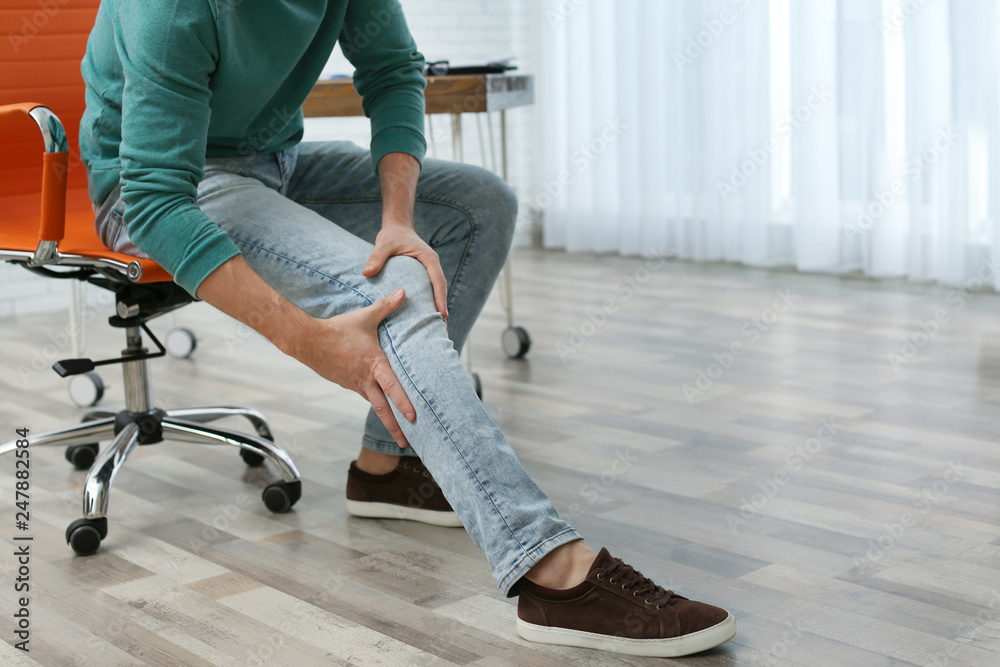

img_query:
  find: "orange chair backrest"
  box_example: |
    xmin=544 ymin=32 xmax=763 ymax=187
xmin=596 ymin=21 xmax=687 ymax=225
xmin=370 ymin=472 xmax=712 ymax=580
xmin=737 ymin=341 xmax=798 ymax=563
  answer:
xmin=1 ymin=0 xmax=101 ymax=221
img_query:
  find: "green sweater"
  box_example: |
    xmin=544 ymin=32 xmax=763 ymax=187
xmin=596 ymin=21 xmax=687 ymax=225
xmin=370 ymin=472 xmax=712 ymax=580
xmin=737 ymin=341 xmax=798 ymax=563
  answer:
xmin=80 ymin=0 xmax=427 ymax=295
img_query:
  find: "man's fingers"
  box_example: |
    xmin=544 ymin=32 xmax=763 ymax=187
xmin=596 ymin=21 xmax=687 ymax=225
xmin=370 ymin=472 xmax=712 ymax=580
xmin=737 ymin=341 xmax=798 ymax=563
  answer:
xmin=363 ymin=246 xmax=390 ymax=277
xmin=366 ymin=386 xmax=409 ymax=448
xmin=371 ymin=356 xmax=416 ymax=423
xmin=422 ymin=256 xmax=449 ymax=320
xmin=363 ymin=288 xmax=406 ymax=324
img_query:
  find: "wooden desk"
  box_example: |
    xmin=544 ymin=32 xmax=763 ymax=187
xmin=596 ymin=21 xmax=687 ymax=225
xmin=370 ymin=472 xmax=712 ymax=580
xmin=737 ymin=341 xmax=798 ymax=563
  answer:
xmin=303 ymin=74 xmax=535 ymax=361
xmin=303 ymin=74 xmax=535 ymax=117
xmin=304 ymin=73 xmax=534 ymax=175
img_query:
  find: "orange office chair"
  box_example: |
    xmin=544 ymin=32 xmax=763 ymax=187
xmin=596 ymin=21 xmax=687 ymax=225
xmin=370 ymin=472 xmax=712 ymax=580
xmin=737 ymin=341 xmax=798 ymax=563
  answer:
xmin=0 ymin=0 xmax=301 ymax=555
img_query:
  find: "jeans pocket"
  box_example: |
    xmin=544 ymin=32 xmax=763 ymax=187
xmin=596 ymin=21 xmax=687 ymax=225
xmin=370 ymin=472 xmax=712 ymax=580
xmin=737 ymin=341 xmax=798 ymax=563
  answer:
xmin=108 ymin=208 xmax=128 ymax=252
xmin=99 ymin=203 xmax=140 ymax=256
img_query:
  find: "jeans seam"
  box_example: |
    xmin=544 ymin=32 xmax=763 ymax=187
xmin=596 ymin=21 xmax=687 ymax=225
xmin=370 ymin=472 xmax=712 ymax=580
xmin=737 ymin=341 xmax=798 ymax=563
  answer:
xmin=499 ymin=528 xmax=582 ymax=593
xmin=230 ymin=235 xmax=374 ymax=304
xmin=231 ymin=234 xmax=525 ymax=555
xmin=362 ymin=435 xmax=398 ymax=448
xmin=362 ymin=434 xmax=417 ymax=452
xmin=296 ymin=196 xmax=478 ymax=308
xmin=296 ymin=195 xmax=473 ymax=215
xmin=379 ymin=316 xmax=533 ymax=560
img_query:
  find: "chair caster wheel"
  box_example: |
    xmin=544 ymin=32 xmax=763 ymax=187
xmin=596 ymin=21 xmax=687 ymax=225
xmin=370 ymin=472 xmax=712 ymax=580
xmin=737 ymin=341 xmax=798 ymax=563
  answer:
xmin=472 ymin=372 xmax=483 ymax=400
xmin=262 ymin=481 xmax=301 ymax=513
xmin=241 ymin=449 xmax=265 ymax=467
xmin=66 ymin=517 xmax=108 ymax=556
xmin=165 ymin=327 xmax=197 ymax=359
xmin=501 ymin=326 xmax=531 ymax=359
xmin=68 ymin=371 xmax=105 ymax=407
xmin=65 ymin=444 xmax=99 ymax=470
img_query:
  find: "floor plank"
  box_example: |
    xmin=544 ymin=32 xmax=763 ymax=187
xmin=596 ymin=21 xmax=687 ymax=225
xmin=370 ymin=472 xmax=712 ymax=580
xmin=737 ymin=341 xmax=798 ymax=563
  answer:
xmin=1 ymin=248 xmax=999 ymax=665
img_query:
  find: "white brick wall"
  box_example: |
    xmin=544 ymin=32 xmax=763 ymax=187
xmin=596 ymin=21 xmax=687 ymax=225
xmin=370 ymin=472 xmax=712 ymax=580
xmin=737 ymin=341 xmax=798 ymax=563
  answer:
xmin=0 ymin=0 xmax=540 ymax=318
xmin=0 ymin=262 xmax=71 ymax=318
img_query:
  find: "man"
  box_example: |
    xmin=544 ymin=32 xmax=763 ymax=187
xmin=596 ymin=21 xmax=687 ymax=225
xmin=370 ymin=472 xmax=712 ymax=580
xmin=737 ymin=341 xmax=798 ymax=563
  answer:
xmin=81 ymin=0 xmax=736 ymax=657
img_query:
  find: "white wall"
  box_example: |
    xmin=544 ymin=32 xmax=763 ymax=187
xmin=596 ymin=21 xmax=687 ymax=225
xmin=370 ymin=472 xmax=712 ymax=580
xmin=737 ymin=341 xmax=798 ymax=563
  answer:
xmin=0 ymin=0 xmax=541 ymax=318
xmin=0 ymin=262 xmax=71 ymax=318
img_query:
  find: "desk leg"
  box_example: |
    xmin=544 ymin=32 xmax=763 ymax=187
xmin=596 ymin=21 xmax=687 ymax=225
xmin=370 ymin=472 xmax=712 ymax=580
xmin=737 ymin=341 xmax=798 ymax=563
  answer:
xmin=500 ymin=110 xmax=513 ymax=330
xmin=69 ymin=280 xmax=84 ymax=358
xmin=427 ymin=115 xmax=437 ymax=158
xmin=65 ymin=281 xmax=106 ymax=408
xmin=450 ymin=113 xmax=480 ymax=395
xmin=450 ymin=112 xmax=464 ymax=163
xmin=498 ymin=109 xmax=531 ymax=359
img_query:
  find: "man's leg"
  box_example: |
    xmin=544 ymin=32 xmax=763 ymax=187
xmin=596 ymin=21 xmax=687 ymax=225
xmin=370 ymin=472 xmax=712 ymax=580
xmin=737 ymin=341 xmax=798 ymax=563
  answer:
xmin=195 ymin=147 xmax=582 ymax=593
xmin=279 ymin=143 xmax=737 ymax=656
xmin=286 ymin=141 xmax=515 ymax=464
xmin=97 ymin=146 xmax=736 ymax=657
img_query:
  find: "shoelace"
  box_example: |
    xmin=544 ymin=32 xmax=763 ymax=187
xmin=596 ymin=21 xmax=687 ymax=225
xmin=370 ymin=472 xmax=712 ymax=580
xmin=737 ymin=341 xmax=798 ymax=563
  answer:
xmin=597 ymin=557 xmax=679 ymax=610
xmin=401 ymin=459 xmax=433 ymax=480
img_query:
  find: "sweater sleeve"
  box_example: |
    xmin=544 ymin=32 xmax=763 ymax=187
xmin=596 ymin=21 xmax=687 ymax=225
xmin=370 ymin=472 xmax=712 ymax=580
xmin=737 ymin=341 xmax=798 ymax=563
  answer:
xmin=339 ymin=0 xmax=427 ymax=172
xmin=114 ymin=0 xmax=240 ymax=296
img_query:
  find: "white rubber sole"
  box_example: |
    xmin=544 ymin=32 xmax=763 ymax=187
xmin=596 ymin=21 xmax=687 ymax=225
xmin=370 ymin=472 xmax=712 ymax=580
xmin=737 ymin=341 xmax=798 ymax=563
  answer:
xmin=345 ymin=499 xmax=464 ymax=527
xmin=516 ymin=612 xmax=737 ymax=657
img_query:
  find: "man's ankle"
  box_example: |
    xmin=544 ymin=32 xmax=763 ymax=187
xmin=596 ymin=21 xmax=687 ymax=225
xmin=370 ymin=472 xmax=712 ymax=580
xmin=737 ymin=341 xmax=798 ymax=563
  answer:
xmin=355 ymin=448 xmax=401 ymax=475
xmin=524 ymin=539 xmax=598 ymax=590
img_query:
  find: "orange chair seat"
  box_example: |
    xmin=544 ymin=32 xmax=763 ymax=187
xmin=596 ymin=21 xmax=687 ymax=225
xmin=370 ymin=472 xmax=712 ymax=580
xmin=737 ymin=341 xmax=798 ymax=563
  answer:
xmin=6 ymin=204 xmax=173 ymax=284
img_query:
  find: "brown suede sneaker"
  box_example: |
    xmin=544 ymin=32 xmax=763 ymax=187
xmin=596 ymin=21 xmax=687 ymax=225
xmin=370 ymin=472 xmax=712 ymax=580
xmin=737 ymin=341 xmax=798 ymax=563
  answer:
xmin=345 ymin=457 xmax=463 ymax=527
xmin=517 ymin=548 xmax=736 ymax=657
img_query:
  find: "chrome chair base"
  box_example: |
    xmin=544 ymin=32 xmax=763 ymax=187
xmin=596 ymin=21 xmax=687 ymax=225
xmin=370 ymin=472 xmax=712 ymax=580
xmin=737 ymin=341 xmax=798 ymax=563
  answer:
xmin=0 ymin=325 xmax=302 ymax=555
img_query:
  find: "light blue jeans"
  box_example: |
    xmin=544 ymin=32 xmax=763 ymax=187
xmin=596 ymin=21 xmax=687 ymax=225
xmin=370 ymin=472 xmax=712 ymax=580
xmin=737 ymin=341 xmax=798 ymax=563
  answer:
xmin=94 ymin=141 xmax=580 ymax=594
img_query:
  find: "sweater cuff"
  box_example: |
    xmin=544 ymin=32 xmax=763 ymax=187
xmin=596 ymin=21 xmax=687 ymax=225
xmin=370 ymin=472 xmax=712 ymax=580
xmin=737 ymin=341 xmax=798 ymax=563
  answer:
xmin=172 ymin=233 xmax=242 ymax=297
xmin=371 ymin=125 xmax=427 ymax=173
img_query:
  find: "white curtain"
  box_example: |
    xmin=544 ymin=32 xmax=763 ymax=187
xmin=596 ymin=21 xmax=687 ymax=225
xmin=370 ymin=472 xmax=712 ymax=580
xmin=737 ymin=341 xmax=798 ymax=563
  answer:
xmin=539 ymin=0 xmax=1000 ymax=289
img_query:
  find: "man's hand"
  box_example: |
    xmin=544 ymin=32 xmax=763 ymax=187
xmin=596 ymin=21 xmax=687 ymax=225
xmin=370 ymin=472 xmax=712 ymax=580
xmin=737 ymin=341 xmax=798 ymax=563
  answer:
xmin=295 ymin=288 xmax=416 ymax=448
xmin=369 ymin=151 xmax=448 ymax=319
xmin=364 ymin=225 xmax=448 ymax=319
xmin=197 ymin=255 xmax=416 ymax=448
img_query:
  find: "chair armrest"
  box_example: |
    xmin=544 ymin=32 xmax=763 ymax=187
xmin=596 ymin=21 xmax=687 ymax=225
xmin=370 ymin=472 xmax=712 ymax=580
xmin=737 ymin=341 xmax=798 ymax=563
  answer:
xmin=0 ymin=103 xmax=70 ymax=262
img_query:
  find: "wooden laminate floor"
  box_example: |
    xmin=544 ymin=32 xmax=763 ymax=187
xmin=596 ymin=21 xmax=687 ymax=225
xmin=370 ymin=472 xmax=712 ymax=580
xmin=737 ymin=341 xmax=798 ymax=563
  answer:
xmin=0 ymin=248 xmax=998 ymax=666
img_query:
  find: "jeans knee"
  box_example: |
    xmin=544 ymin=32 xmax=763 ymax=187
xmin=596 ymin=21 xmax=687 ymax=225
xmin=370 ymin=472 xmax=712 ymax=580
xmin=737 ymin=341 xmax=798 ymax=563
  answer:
xmin=482 ymin=170 xmax=518 ymax=249
xmin=452 ymin=164 xmax=518 ymax=250
xmin=378 ymin=255 xmax=434 ymax=306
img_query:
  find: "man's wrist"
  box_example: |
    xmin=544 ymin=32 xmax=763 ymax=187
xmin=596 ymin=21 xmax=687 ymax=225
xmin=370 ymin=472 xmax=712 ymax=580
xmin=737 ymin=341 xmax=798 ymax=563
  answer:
xmin=270 ymin=307 xmax=322 ymax=361
xmin=377 ymin=152 xmax=419 ymax=229
xmin=381 ymin=214 xmax=414 ymax=230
